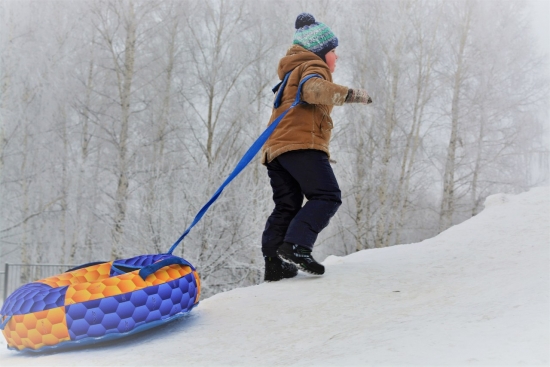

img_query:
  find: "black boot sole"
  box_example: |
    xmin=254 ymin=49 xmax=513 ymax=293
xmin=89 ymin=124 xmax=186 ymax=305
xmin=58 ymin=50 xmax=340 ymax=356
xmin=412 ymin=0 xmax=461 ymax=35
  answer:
xmin=277 ymin=250 xmax=325 ymax=275
xmin=264 ymin=259 xmax=298 ymax=282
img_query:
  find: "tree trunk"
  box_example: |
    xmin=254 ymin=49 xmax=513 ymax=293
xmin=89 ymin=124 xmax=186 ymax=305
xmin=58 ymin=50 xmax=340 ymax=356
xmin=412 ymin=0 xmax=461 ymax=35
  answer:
xmin=70 ymin=51 xmax=95 ymax=264
xmin=111 ymin=1 xmax=137 ymax=259
xmin=471 ymin=107 xmax=486 ymax=217
xmin=375 ymin=38 xmax=402 ymax=248
xmin=145 ymin=18 xmax=178 ymax=253
xmin=394 ymin=9 xmax=440 ymax=245
xmin=439 ymin=7 xmax=470 ymax=232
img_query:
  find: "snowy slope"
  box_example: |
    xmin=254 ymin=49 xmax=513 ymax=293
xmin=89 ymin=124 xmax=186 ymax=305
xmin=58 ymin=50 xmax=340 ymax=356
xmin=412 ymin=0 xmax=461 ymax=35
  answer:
xmin=1 ymin=187 xmax=549 ymax=366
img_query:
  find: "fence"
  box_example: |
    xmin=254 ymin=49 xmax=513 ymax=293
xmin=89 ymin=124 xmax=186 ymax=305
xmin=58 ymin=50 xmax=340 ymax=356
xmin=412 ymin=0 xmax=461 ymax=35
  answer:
xmin=2 ymin=263 xmax=77 ymax=302
xmin=0 ymin=270 xmax=4 ymax=304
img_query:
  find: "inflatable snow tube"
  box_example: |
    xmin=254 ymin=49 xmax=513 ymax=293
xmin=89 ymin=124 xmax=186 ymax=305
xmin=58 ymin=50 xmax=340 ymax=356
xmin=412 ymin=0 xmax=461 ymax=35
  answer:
xmin=0 ymin=254 xmax=200 ymax=352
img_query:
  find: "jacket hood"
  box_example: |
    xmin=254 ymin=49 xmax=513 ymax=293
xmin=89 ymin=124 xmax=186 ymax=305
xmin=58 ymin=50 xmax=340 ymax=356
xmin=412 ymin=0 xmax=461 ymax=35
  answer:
xmin=277 ymin=45 xmax=327 ymax=79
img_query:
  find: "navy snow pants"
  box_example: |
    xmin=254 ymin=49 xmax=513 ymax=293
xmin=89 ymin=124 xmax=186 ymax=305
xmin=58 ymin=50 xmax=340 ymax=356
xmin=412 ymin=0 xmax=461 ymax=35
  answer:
xmin=262 ymin=150 xmax=342 ymax=257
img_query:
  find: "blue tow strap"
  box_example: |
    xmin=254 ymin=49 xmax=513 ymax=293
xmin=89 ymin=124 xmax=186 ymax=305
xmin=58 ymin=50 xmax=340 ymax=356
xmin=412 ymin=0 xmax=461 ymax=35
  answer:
xmin=167 ymin=72 xmax=321 ymax=254
xmin=0 ymin=315 xmax=11 ymax=330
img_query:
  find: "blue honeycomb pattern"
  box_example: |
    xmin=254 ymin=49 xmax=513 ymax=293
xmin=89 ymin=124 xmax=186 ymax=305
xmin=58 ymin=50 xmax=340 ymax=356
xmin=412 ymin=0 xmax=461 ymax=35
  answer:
xmin=65 ymin=272 xmax=197 ymax=341
xmin=109 ymin=254 xmax=172 ymax=277
xmin=0 ymin=283 xmax=68 ymax=316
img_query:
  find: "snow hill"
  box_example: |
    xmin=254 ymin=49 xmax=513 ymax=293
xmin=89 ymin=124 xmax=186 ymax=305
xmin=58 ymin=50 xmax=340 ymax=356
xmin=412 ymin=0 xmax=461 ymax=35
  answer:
xmin=1 ymin=187 xmax=549 ymax=366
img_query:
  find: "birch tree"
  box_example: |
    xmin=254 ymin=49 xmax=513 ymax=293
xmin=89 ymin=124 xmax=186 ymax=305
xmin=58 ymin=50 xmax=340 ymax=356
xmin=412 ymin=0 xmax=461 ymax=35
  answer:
xmin=438 ymin=0 xmax=475 ymax=232
xmin=90 ymin=0 xmax=150 ymax=259
xmin=388 ymin=0 xmax=442 ymax=245
xmin=139 ymin=1 xmax=185 ymax=253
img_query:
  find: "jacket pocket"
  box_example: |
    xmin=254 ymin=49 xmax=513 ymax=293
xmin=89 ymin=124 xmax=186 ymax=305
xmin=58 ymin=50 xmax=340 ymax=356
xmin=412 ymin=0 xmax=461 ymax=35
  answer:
xmin=318 ymin=105 xmax=333 ymax=132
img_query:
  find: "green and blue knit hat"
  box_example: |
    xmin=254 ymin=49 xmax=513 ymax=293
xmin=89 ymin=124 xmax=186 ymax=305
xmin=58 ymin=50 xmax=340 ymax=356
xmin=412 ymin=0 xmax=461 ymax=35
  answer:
xmin=293 ymin=13 xmax=338 ymax=62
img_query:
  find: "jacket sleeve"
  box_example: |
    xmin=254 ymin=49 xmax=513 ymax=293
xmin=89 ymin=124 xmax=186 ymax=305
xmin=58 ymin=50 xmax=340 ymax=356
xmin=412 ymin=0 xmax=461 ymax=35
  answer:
xmin=301 ymin=77 xmax=349 ymax=106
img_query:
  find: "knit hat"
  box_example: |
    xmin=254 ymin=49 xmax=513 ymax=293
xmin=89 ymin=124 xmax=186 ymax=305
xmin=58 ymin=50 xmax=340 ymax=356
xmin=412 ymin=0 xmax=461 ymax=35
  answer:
xmin=293 ymin=13 xmax=338 ymax=62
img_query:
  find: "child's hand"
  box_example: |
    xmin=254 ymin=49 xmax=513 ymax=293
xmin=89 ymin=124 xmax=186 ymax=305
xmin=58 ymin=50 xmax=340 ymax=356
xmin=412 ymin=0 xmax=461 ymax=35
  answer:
xmin=345 ymin=89 xmax=372 ymax=104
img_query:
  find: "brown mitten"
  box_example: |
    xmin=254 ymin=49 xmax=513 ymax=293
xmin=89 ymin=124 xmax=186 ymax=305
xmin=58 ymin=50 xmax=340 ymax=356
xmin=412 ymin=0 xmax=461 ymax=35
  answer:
xmin=345 ymin=88 xmax=373 ymax=104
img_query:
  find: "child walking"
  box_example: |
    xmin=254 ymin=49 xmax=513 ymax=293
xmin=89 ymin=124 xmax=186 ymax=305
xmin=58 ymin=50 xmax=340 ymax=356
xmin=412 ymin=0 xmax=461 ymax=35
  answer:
xmin=262 ymin=13 xmax=372 ymax=281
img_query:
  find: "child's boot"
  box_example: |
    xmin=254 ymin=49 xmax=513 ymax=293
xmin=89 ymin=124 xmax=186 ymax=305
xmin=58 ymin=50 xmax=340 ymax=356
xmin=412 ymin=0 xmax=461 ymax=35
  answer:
xmin=277 ymin=242 xmax=325 ymax=275
xmin=264 ymin=256 xmax=298 ymax=282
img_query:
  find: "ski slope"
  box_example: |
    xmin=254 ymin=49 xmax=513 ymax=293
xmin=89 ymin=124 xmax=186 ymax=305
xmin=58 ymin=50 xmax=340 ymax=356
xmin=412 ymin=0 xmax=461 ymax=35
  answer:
xmin=1 ymin=187 xmax=549 ymax=366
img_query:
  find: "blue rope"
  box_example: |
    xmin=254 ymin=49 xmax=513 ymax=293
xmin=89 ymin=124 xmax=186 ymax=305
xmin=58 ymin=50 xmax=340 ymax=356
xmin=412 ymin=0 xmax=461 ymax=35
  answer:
xmin=273 ymin=71 xmax=292 ymax=108
xmin=0 ymin=315 xmax=12 ymax=330
xmin=167 ymin=73 xmax=321 ymax=254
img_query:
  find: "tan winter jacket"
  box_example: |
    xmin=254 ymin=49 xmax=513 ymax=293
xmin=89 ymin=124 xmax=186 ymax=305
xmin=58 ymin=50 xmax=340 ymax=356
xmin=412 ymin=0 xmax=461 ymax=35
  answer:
xmin=261 ymin=45 xmax=349 ymax=164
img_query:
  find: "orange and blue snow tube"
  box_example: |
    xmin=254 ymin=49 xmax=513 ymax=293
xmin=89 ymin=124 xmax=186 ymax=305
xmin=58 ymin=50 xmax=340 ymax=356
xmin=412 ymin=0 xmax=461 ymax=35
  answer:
xmin=0 ymin=254 xmax=200 ymax=352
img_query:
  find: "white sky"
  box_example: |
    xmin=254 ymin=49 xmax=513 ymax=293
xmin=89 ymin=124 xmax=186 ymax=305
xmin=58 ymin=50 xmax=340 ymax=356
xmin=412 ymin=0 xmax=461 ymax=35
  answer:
xmin=531 ymin=0 xmax=550 ymax=46
xmin=529 ymin=0 xmax=550 ymax=71
xmin=528 ymin=0 xmax=550 ymax=146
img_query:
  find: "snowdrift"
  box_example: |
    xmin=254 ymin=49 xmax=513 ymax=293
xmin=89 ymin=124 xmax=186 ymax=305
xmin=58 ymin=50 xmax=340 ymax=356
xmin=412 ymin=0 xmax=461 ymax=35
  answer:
xmin=1 ymin=187 xmax=548 ymax=365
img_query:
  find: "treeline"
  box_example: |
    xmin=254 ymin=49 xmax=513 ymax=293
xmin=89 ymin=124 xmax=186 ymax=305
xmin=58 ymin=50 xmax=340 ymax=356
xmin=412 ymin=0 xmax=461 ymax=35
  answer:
xmin=0 ymin=0 xmax=547 ymax=297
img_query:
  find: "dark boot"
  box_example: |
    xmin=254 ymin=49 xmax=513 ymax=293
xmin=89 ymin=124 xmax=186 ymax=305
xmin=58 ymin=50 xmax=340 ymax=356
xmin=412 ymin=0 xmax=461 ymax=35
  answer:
xmin=277 ymin=242 xmax=325 ymax=275
xmin=264 ymin=256 xmax=298 ymax=282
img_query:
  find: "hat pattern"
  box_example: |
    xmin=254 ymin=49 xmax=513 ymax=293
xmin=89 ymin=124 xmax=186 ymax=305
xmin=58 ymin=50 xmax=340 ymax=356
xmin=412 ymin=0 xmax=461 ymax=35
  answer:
xmin=293 ymin=13 xmax=338 ymax=61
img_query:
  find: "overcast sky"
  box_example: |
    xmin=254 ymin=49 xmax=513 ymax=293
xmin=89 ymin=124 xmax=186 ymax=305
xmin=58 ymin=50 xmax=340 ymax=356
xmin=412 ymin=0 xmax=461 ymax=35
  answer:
xmin=527 ymin=0 xmax=550 ymax=131
xmin=529 ymin=0 xmax=550 ymax=71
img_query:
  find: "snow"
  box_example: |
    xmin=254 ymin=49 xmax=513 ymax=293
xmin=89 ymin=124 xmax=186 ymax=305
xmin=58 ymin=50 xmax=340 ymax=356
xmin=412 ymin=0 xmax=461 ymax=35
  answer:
xmin=1 ymin=187 xmax=549 ymax=366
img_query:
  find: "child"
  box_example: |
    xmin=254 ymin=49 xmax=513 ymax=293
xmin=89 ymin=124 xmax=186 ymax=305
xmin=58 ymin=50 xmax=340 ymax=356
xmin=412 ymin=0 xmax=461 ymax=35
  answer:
xmin=262 ymin=13 xmax=372 ymax=281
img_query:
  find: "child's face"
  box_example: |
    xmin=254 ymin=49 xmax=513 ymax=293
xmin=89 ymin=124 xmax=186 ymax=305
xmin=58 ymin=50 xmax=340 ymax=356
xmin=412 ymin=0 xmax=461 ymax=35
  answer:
xmin=326 ymin=49 xmax=338 ymax=73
